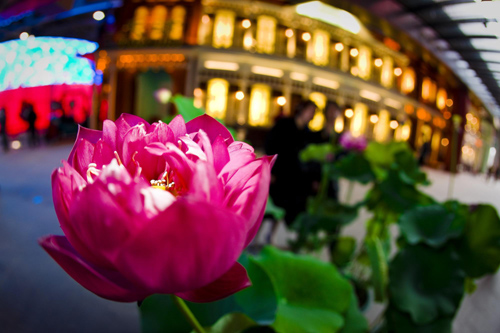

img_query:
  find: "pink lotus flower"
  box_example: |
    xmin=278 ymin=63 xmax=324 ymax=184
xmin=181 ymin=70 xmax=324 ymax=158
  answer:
xmin=339 ymin=131 xmax=367 ymax=151
xmin=40 ymin=114 xmax=274 ymax=303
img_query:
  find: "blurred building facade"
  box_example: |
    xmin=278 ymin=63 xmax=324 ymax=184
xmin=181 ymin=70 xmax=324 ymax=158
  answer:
xmin=0 ymin=0 xmax=496 ymax=172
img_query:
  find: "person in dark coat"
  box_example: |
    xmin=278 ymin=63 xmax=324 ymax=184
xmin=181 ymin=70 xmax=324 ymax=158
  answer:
xmin=265 ymin=100 xmax=318 ymax=226
xmin=0 ymin=107 xmax=8 ymax=152
xmin=23 ymin=103 xmax=38 ymax=147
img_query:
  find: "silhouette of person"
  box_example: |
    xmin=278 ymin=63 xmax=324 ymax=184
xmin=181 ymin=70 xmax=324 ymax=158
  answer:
xmin=22 ymin=102 xmax=38 ymax=147
xmin=265 ymin=100 xmax=318 ymax=226
xmin=0 ymin=107 xmax=8 ymax=152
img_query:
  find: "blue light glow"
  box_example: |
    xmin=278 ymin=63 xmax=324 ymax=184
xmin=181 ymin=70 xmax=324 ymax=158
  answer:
xmin=0 ymin=37 xmax=99 ymax=92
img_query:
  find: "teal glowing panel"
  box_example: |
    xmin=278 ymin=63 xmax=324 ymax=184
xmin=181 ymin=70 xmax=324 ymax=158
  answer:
xmin=0 ymin=37 xmax=99 ymax=92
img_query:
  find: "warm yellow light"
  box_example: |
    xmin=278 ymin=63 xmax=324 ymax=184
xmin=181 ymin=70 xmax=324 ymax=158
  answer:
xmin=357 ymin=46 xmax=371 ymax=80
xmin=243 ymin=29 xmax=254 ymax=50
xmin=351 ymin=67 xmax=359 ymax=76
xmin=444 ymin=111 xmax=451 ymax=119
xmin=295 ymin=1 xmax=361 ymax=34
xmin=401 ymin=123 xmax=411 ymax=141
xmin=401 ymin=68 xmax=416 ymax=94
xmin=374 ymin=58 xmax=383 ymax=67
xmin=370 ymin=114 xmax=379 ymax=123
xmin=345 ymin=108 xmax=354 ymax=118
xmin=374 ymin=110 xmax=390 ymax=142
xmin=360 ymin=90 xmax=381 ymax=102
xmin=334 ymin=42 xmax=344 ymax=52
xmin=285 ymin=29 xmax=294 ymax=38
xmin=350 ymin=48 xmax=359 ymax=57
xmin=394 ymin=67 xmax=402 ymax=76
xmin=302 ymin=32 xmax=311 ymax=41
xmin=309 ymin=29 xmax=330 ymax=66
xmin=235 ymin=91 xmax=244 ymax=100
xmin=194 ymin=88 xmax=202 ymax=97
xmin=290 ymin=72 xmax=309 ymax=82
xmin=390 ymin=120 xmax=399 ymax=129
xmin=334 ymin=116 xmax=344 ymax=133
xmin=441 ymin=138 xmax=449 ymax=146
xmin=256 ymin=15 xmax=277 ymax=54
xmin=213 ymin=10 xmax=235 ymax=48
xmin=308 ymin=92 xmax=327 ymax=131
xmin=277 ymin=96 xmax=286 ymax=106
xmin=350 ymin=104 xmax=367 ymax=137
xmin=422 ymin=77 xmax=432 ymax=101
xmin=19 ymin=32 xmax=29 ymax=40
xmin=206 ymin=78 xmax=229 ymax=119
xmin=446 ymin=99 xmax=453 ymax=107
xmin=242 ymin=19 xmax=251 ymax=29
xmin=385 ymin=98 xmax=402 ymax=109
xmin=201 ymin=15 xmax=210 ymax=24
xmin=312 ymin=77 xmax=339 ymax=89
xmin=466 ymin=113 xmax=473 ymax=121
xmin=436 ymin=88 xmax=447 ymax=110
xmin=249 ymin=84 xmax=271 ymax=126
xmin=11 ymin=140 xmax=21 ymax=150
xmin=93 ymin=11 xmax=105 ymax=21
xmin=251 ymin=65 xmax=284 ymax=78
xmin=204 ymin=60 xmax=239 ymax=71
xmin=381 ymin=56 xmax=394 ymax=88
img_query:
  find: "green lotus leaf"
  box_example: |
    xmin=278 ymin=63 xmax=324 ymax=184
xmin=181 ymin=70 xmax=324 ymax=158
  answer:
xmin=254 ymin=246 xmax=353 ymax=333
xmin=365 ymin=170 xmax=435 ymax=215
xmin=386 ymin=307 xmax=452 ymax=333
xmin=454 ymin=204 xmax=500 ymax=278
xmin=393 ymin=150 xmax=429 ymax=185
xmin=171 ymin=94 xmax=205 ymax=122
xmin=330 ymin=237 xmax=357 ymax=268
xmin=300 ymin=143 xmax=334 ymax=163
xmin=198 ymin=313 xmax=257 ymax=333
xmin=331 ymin=153 xmax=375 ymax=184
xmin=339 ymin=290 xmax=369 ymax=333
xmin=389 ymin=245 xmax=465 ymax=325
xmin=399 ymin=204 xmax=464 ymax=247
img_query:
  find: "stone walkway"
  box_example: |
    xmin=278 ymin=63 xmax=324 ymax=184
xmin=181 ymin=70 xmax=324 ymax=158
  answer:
xmin=1 ymin=143 xmax=499 ymax=332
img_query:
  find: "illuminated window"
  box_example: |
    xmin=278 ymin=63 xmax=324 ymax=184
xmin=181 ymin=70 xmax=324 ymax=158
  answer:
xmin=286 ymin=30 xmax=296 ymax=58
xmin=430 ymin=130 xmax=441 ymax=163
xmin=307 ymin=30 xmax=330 ymax=66
xmin=436 ymin=88 xmax=447 ymax=110
xmin=380 ymin=56 xmax=393 ymax=88
xmin=334 ymin=116 xmax=344 ymax=133
xmin=357 ymin=46 xmax=371 ymax=80
xmin=130 ymin=6 xmax=149 ymax=41
xmin=170 ymin=6 xmax=186 ymax=41
xmin=308 ymin=92 xmax=326 ymax=131
xmin=198 ymin=15 xmax=212 ymax=45
xmin=395 ymin=120 xmax=411 ymax=141
xmin=373 ymin=110 xmax=390 ymax=142
xmin=421 ymin=77 xmax=431 ymax=101
xmin=256 ymin=16 xmax=277 ymax=54
xmin=213 ymin=10 xmax=235 ymax=48
xmin=401 ymin=67 xmax=415 ymax=94
xmin=149 ymin=6 xmax=167 ymax=40
xmin=350 ymin=103 xmax=367 ymax=137
xmin=248 ymin=84 xmax=271 ymax=126
xmin=243 ymin=29 xmax=254 ymax=50
xmin=206 ymin=78 xmax=229 ymax=119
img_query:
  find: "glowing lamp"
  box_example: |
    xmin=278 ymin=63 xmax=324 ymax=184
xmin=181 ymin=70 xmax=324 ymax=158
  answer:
xmin=277 ymin=96 xmax=286 ymax=106
xmin=302 ymin=32 xmax=311 ymax=41
xmin=242 ymin=19 xmax=251 ymax=29
xmin=154 ymin=88 xmax=172 ymax=104
xmin=93 ymin=11 xmax=105 ymax=21
xmin=235 ymin=91 xmax=245 ymax=100
xmin=334 ymin=42 xmax=344 ymax=52
xmin=390 ymin=120 xmax=399 ymax=129
xmin=345 ymin=108 xmax=354 ymax=118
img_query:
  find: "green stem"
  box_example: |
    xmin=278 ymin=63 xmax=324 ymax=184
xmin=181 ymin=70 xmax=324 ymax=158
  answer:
xmin=170 ymin=295 xmax=206 ymax=333
xmin=345 ymin=180 xmax=354 ymax=204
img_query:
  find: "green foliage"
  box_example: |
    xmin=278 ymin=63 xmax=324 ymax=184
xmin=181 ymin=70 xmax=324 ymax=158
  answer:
xmin=363 ymin=141 xmax=409 ymax=179
xmin=399 ymin=204 xmax=465 ymax=247
xmin=385 ymin=307 xmax=452 ymax=333
xmin=253 ymin=246 xmax=366 ymax=333
xmin=264 ymin=197 xmax=286 ymax=221
xmin=365 ymin=170 xmax=435 ymax=215
xmin=454 ymin=204 xmax=500 ymax=278
xmin=365 ymin=236 xmax=388 ymax=302
xmin=389 ymin=245 xmax=465 ymax=325
xmin=170 ymin=95 xmax=204 ymax=122
xmin=300 ymin=143 xmax=335 ymax=163
xmin=330 ymin=237 xmax=357 ymax=268
xmin=330 ymin=153 xmax=375 ymax=184
xmin=199 ymin=313 xmax=258 ymax=333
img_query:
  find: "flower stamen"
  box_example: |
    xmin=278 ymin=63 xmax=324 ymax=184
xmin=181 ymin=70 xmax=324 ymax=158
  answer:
xmin=113 ymin=151 xmax=123 ymax=166
xmin=86 ymin=163 xmax=100 ymax=183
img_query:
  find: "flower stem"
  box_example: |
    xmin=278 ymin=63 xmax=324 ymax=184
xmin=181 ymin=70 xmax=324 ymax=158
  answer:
xmin=170 ymin=295 xmax=206 ymax=333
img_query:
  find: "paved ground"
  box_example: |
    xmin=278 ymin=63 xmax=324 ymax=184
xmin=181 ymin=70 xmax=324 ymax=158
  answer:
xmin=1 ymin=143 xmax=500 ymax=332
